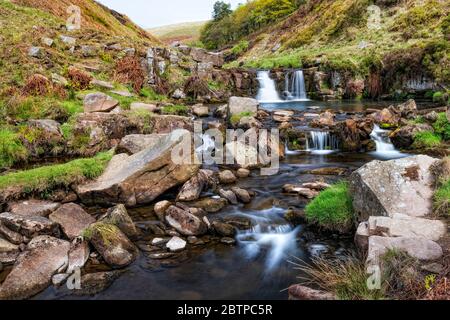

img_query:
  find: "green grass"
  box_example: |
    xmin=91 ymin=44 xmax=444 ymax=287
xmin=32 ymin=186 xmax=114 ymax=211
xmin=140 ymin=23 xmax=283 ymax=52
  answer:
xmin=0 ymin=128 xmax=28 ymax=168
xmin=61 ymin=100 xmax=84 ymax=116
xmin=305 ymin=181 xmax=354 ymax=232
xmin=161 ymin=105 xmax=189 ymax=116
xmin=432 ymin=112 xmax=450 ymax=141
xmin=434 ymin=179 xmax=450 ymax=217
xmin=0 ymin=151 xmax=113 ymax=198
xmin=140 ymin=87 xmax=166 ymax=101
xmin=412 ymin=131 xmax=442 ymax=149
xmin=230 ymin=111 xmax=255 ymax=126
xmin=231 ymin=40 xmax=250 ymax=56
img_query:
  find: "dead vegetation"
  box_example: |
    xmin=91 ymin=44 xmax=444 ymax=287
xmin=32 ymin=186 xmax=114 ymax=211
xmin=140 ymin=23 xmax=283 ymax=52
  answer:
xmin=21 ymin=74 xmax=51 ymax=96
xmin=114 ymin=56 xmax=145 ymax=93
xmin=183 ymin=75 xmax=215 ymax=100
xmin=66 ymin=67 xmax=93 ymax=90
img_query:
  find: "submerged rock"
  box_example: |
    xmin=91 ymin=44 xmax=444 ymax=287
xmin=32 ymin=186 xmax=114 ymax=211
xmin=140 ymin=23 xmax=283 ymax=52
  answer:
xmin=350 ymin=155 xmax=438 ymax=222
xmin=73 ymin=271 xmax=123 ymax=296
xmin=49 ymin=203 xmax=95 ymax=240
xmin=212 ymin=221 xmax=236 ymax=237
xmin=77 ymin=130 xmax=200 ymax=207
xmin=188 ymin=198 xmax=228 ymax=213
xmin=0 ymin=236 xmax=70 ymax=300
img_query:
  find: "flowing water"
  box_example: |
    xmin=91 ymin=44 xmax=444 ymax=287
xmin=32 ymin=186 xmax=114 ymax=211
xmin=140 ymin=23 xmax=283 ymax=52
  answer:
xmin=285 ymin=70 xmax=309 ymax=101
xmin=306 ymin=131 xmax=340 ymax=155
xmin=369 ymin=124 xmax=406 ymax=159
xmin=256 ymin=71 xmax=281 ymax=103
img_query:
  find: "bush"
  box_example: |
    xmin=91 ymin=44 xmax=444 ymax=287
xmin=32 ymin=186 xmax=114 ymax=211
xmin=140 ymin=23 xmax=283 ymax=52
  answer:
xmin=412 ymin=131 xmax=442 ymax=148
xmin=0 ymin=151 xmax=113 ymax=199
xmin=305 ymin=181 xmax=354 ymax=233
xmin=231 ymin=40 xmax=249 ymax=55
xmin=114 ymin=56 xmax=145 ymax=93
xmin=67 ymin=67 xmax=93 ymax=90
xmin=0 ymin=129 xmax=28 ymax=168
xmin=22 ymin=74 xmax=51 ymax=96
xmin=432 ymin=91 xmax=444 ymax=103
xmin=432 ymin=112 xmax=450 ymax=140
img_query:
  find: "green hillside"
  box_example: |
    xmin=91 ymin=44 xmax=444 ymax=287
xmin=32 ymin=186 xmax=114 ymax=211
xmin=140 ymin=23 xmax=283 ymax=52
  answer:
xmin=149 ymin=21 xmax=207 ymax=44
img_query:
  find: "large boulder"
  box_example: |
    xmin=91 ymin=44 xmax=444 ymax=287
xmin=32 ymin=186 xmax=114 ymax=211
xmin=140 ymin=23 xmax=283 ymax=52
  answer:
xmin=165 ymin=206 xmax=207 ymax=236
xmin=84 ymin=92 xmax=119 ymax=113
xmin=390 ymin=124 xmax=434 ymax=149
xmin=6 ymin=200 xmax=60 ymax=217
xmin=49 ymin=203 xmax=95 ymax=240
xmin=85 ymin=222 xmax=138 ymax=268
xmin=228 ymin=97 xmax=258 ymax=116
xmin=0 ymin=213 xmax=59 ymax=238
xmin=100 ymin=204 xmax=139 ymax=238
xmin=117 ymin=134 xmax=165 ymax=155
xmin=0 ymin=236 xmax=70 ymax=300
xmin=0 ymin=238 xmax=20 ymax=265
xmin=77 ymin=130 xmax=200 ymax=207
xmin=177 ymin=169 xmax=216 ymax=202
xmin=350 ymin=155 xmax=438 ymax=222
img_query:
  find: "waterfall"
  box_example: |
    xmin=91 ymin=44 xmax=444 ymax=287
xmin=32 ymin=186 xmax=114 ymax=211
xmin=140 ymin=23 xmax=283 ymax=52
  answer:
xmin=306 ymin=131 xmax=339 ymax=154
xmin=285 ymin=70 xmax=309 ymax=101
xmin=256 ymin=71 xmax=281 ymax=102
xmin=370 ymin=125 xmax=404 ymax=159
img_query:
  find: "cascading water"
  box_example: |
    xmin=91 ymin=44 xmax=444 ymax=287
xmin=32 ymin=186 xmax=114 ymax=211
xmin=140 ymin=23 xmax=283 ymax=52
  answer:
xmin=285 ymin=70 xmax=309 ymax=101
xmin=256 ymin=71 xmax=282 ymax=102
xmin=306 ymin=131 xmax=339 ymax=155
xmin=370 ymin=125 xmax=405 ymax=159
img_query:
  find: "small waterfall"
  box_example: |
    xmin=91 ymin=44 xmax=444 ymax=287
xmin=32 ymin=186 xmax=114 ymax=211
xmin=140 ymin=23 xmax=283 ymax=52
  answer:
xmin=256 ymin=71 xmax=281 ymax=102
xmin=306 ymin=131 xmax=339 ymax=154
xmin=370 ymin=125 xmax=404 ymax=159
xmin=285 ymin=70 xmax=309 ymax=101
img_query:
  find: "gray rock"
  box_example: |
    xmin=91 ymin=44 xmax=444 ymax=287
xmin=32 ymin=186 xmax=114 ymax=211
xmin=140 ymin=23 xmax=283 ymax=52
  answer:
xmin=84 ymin=92 xmax=119 ymax=113
xmin=154 ymin=201 xmax=172 ymax=221
xmin=219 ymin=170 xmax=237 ymax=184
xmin=172 ymin=88 xmax=186 ymax=100
xmin=288 ymin=285 xmax=336 ymax=300
xmin=81 ymin=45 xmax=96 ymax=57
xmin=231 ymin=187 xmax=252 ymax=203
xmin=350 ymin=155 xmax=438 ymax=222
xmin=28 ymin=46 xmax=43 ymax=58
xmin=101 ymin=204 xmax=138 ymax=238
xmin=49 ymin=203 xmax=95 ymax=240
xmin=165 ymin=206 xmax=207 ymax=236
xmin=228 ymin=97 xmax=258 ymax=116
xmin=166 ymin=236 xmax=187 ymax=252
xmin=0 ymin=222 xmax=23 ymax=245
xmin=177 ymin=169 xmax=215 ymax=202
xmin=91 ymin=79 xmax=114 ymax=90
xmin=0 ymin=238 xmax=20 ymax=265
xmin=59 ymin=35 xmax=76 ymax=46
xmin=218 ymin=189 xmax=238 ymax=205
xmin=130 ymin=102 xmax=158 ymax=112
xmin=236 ymin=168 xmax=250 ymax=178
xmin=77 ymin=130 xmax=199 ymax=207
xmin=28 ymin=120 xmax=62 ymax=137
xmin=117 ymin=134 xmax=164 ymax=155
xmin=51 ymin=73 xmax=68 ymax=86
xmin=190 ymin=48 xmax=224 ymax=67
xmin=41 ymin=37 xmax=54 ymax=47
xmin=367 ymin=236 xmax=443 ymax=264
xmin=0 ymin=236 xmax=70 ymax=300
xmin=85 ymin=222 xmax=138 ymax=268
xmin=0 ymin=213 xmax=59 ymax=238
xmin=192 ymin=104 xmax=209 ymax=117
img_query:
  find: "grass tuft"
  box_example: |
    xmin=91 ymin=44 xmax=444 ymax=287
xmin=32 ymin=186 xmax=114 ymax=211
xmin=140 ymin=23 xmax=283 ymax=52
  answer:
xmin=412 ymin=131 xmax=442 ymax=149
xmin=0 ymin=128 xmax=29 ymax=168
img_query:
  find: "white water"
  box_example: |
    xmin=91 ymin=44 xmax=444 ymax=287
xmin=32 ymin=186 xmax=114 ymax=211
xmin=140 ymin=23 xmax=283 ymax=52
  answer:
xmin=285 ymin=70 xmax=309 ymax=101
xmin=370 ymin=125 xmax=405 ymax=159
xmin=306 ymin=131 xmax=339 ymax=155
xmin=234 ymin=207 xmax=300 ymax=271
xmin=256 ymin=71 xmax=282 ymax=102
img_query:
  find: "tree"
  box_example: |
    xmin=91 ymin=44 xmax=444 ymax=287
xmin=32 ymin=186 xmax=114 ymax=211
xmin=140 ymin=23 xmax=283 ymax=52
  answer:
xmin=213 ymin=1 xmax=232 ymax=21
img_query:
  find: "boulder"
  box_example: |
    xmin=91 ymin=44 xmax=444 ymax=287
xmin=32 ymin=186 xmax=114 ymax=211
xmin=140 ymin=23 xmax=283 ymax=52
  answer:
xmin=117 ymin=134 xmax=165 ymax=155
xmin=28 ymin=120 xmax=63 ymax=137
xmin=219 ymin=170 xmax=237 ymax=184
xmin=91 ymin=79 xmax=114 ymax=90
xmin=273 ymin=110 xmax=294 ymax=123
xmin=77 ymin=130 xmax=200 ymax=207
xmin=236 ymin=168 xmax=250 ymax=178
xmin=311 ymin=111 xmax=335 ymax=128
xmin=154 ymin=201 xmax=172 ymax=221
xmin=231 ymin=187 xmax=252 ymax=203
xmin=165 ymin=206 xmax=207 ymax=236
xmin=192 ymin=104 xmax=209 ymax=117
xmin=288 ymin=285 xmax=336 ymax=300
xmin=49 ymin=203 xmax=95 ymax=240
xmin=85 ymin=222 xmax=138 ymax=268
xmin=190 ymin=48 xmax=224 ymax=67
xmin=350 ymin=155 xmax=438 ymax=222
xmin=100 ymin=204 xmax=139 ymax=238
xmin=0 ymin=236 xmax=70 ymax=300
xmin=367 ymin=236 xmax=443 ymax=264
xmin=0 ymin=222 xmax=23 ymax=245
xmin=130 ymin=102 xmax=158 ymax=113
xmin=166 ymin=236 xmax=187 ymax=252
xmin=84 ymin=92 xmax=119 ymax=113
xmin=370 ymin=108 xmax=399 ymax=126
xmin=228 ymin=97 xmax=258 ymax=116
xmin=390 ymin=124 xmax=434 ymax=149
xmin=177 ymin=169 xmax=216 ymax=202
xmin=212 ymin=221 xmax=236 ymax=237
xmin=188 ymin=198 xmax=228 ymax=213
xmin=6 ymin=200 xmax=60 ymax=217
xmin=0 ymin=213 xmax=59 ymax=238
xmin=73 ymin=271 xmax=122 ymax=296
xmin=218 ymin=189 xmax=238 ymax=205
xmin=389 ymin=99 xmax=417 ymax=119
xmin=0 ymin=238 xmax=20 ymax=265
xmin=67 ymin=238 xmax=90 ymax=274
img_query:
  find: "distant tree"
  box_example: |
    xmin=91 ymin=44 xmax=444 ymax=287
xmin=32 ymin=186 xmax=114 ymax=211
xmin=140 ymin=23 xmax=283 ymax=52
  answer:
xmin=213 ymin=1 xmax=232 ymax=21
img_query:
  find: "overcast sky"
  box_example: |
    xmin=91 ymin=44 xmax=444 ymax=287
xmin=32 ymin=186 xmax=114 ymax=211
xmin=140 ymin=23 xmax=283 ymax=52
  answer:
xmin=97 ymin=0 xmax=243 ymax=28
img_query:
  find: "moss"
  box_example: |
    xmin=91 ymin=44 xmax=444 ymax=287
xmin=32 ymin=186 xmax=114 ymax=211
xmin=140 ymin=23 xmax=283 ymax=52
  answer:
xmin=0 ymin=128 xmax=29 ymax=168
xmin=412 ymin=131 xmax=442 ymax=149
xmin=83 ymin=222 xmax=120 ymax=245
xmin=305 ymin=181 xmax=354 ymax=233
xmin=230 ymin=111 xmax=255 ymax=126
xmin=0 ymin=151 xmax=113 ymax=197
xmin=161 ymin=105 xmax=189 ymax=116
xmin=140 ymin=87 xmax=166 ymax=101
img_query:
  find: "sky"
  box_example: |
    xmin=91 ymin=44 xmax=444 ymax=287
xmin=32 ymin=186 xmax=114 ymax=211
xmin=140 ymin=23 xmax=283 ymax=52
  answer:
xmin=97 ymin=0 xmax=243 ymax=28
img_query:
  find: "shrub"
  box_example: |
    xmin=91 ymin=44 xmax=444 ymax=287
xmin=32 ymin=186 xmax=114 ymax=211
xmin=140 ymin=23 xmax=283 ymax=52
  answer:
xmin=0 ymin=151 xmax=113 ymax=199
xmin=0 ymin=129 xmax=28 ymax=168
xmin=412 ymin=131 xmax=442 ymax=149
xmin=432 ymin=112 xmax=450 ymax=140
xmin=67 ymin=67 xmax=93 ymax=90
xmin=114 ymin=56 xmax=145 ymax=93
xmin=22 ymin=74 xmax=51 ymax=96
xmin=231 ymin=40 xmax=249 ymax=55
xmin=432 ymin=91 xmax=444 ymax=103
xmin=305 ymin=181 xmax=354 ymax=233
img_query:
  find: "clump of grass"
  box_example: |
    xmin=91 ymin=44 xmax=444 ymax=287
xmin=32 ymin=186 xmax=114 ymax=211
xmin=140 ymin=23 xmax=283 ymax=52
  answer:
xmin=305 ymin=181 xmax=354 ymax=233
xmin=161 ymin=105 xmax=188 ymax=116
xmin=434 ymin=180 xmax=450 ymax=217
xmin=231 ymin=40 xmax=249 ymax=56
xmin=0 ymin=128 xmax=29 ymax=168
xmin=83 ymin=222 xmax=120 ymax=245
xmin=0 ymin=151 xmax=113 ymax=200
xmin=140 ymin=87 xmax=166 ymax=101
xmin=432 ymin=112 xmax=450 ymax=141
xmin=412 ymin=131 xmax=442 ymax=149
xmin=61 ymin=100 xmax=84 ymax=116
xmin=230 ymin=111 xmax=254 ymax=126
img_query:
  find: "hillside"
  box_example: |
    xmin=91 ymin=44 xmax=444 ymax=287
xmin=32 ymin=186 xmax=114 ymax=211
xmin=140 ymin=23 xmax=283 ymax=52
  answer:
xmin=149 ymin=21 xmax=207 ymax=44
xmin=204 ymin=0 xmax=449 ymax=92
